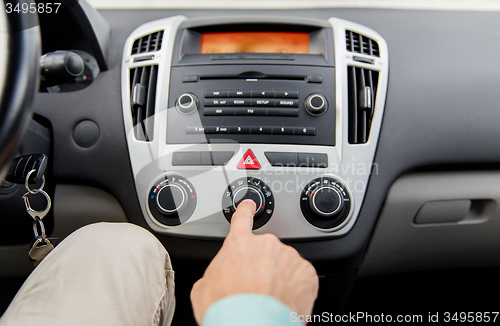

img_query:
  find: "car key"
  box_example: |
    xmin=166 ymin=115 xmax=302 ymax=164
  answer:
xmin=29 ymin=237 xmax=55 ymax=266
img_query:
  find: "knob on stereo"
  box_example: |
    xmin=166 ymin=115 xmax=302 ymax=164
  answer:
xmin=304 ymin=94 xmax=328 ymax=116
xmin=222 ymin=177 xmax=274 ymax=230
xmin=176 ymin=93 xmax=198 ymax=114
xmin=300 ymin=177 xmax=351 ymax=229
xmin=148 ymin=175 xmax=197 ymax=226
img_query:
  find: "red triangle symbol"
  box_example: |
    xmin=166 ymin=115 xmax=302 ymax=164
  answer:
xmin=237 ymin=149 xmax=261 ymax=169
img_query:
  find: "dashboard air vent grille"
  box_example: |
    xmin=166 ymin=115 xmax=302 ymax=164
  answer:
xmin=345 ymin=30 xmax=379 ymax=57
xmin=129 ymin=65 xmax=158 ymax=141
xmin=348 ymin=66 xmax=379 ymax=144
xmin=131 ymin=31 xmax=164 ymax=55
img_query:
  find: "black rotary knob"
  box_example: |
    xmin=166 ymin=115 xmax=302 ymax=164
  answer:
xmin=176 ymin=93 xmax=198 ymax=114
xmin=300 ymin=177 xmax=351 ymax=230
xmin=156 ymin=184 xmax=187 ymax=215
xmin=232 ymin=186 xmax=265 ymax=218
xmin=304 ymin=94 xmax=328 ymax=115
xmin=222 ymin=177 xmax=274 ymax=230
xmin=148 ymin=175 xmax=197 ymax=226
xmin=308 ymin=186 xmax=343 ymax=218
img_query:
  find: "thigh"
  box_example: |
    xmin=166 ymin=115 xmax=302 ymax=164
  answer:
xmin=0 ymin=223 xmax=175 ymax=326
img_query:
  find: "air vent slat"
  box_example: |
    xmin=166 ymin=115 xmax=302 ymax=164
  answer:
xmin=348 ymin=67 xmax=358 ymax=144
xmin=345 ymin=30 xmax=380 ymax=57
xmin=145 ymin=65 xmax=158 ymax=141
xmin=348 ymin=66 xmax=379 ymax=144
xmin=357 ymin=69 xmax=367 ymax=143
xmin=130 ymin=65 xmax=158 ymax=141
xmin=131 ymin=30 xmax=164 ymax=55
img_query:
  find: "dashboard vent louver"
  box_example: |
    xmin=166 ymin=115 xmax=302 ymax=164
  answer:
xmin=130 ymin=65 xmax=158 ymax=141
xmin=345 ymin=30 xmax=380 ymax=57
xmin=131 ymin=31 xmax=164 ymax=55
xmin=348 ymin=66 xmax=379 ymax=144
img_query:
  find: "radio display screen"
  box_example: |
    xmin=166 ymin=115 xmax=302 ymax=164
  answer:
xmin=200 ymin=32 xmax=309 ymax=54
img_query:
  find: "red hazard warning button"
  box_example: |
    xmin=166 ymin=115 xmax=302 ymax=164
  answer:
xmin=237 ymin=149 xmax=261 ymax=170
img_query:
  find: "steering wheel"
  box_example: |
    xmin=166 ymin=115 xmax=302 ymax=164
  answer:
xmin=0 ymin=1 xmax=41 ymax=180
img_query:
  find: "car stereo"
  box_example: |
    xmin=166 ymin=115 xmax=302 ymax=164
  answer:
xmin=121 ymin=16 xmax=389 ymax=240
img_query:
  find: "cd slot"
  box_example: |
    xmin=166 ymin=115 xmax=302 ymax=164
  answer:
xmin=199 ymin=75 xmax=306 ymax=82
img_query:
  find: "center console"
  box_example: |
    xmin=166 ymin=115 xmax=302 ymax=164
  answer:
xmin=121 ymin=15 xmax=388 ymax=240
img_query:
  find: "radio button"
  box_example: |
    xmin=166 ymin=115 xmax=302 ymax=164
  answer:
xmin=185 ymin=126 xmax=205 ymax=134
xmin=235 ymin=108 xmax=266 ymax=116
xmin=252 ymin=90 xmax=275 ymax=98
xmin=204 ymin=108 xmax=235 ymax=116
xmin=215 ymin=127 xmax=229 ymax=133
xmin=251 ymin=126 xmax=272 ymax=134
xmin=204 ymin=99 xmax=228 ymax=107
xmin=229 ymin=99 xmax=250 ymax=106
xmin=275 ymin=91 xmax=299 ymax=98
xmin=276 ymin=99 xmax=299 ymax=108
xmin=206 ymin=126 xmax=230 ymax=134
xmin=229 ymin=126 xmax=250 ymax=134
xmin=205 ymin=91 xmax=228 ymax=98
xmin=251 ymin=99 xmax=275 ymax=106
xmin=228 ymin=90 xmax=251 ymax=97
xmin=267 ymin=109 xmax=299 ymax=117
xmin=294 ymin=127 xmax=316 ymax=135
xmin=272 ymin=127 xmax=294 ymax=135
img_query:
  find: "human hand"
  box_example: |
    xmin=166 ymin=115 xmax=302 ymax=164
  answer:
xmin=190 ymin=199 xmax=319 ymax=324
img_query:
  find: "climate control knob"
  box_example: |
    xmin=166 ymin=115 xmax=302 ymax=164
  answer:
xmin=176 ymin=93 xmax=198 ymax=114
xmin=222 ymin=177 xmax=274 ymax=230
xmin=308 ymin=186 xmax=343 ymax=218
xmin=156 ymin=184 xmax=187 ymax=215
xmin=304 ymin=94 xmax=328 ymax=116
xmin=148 ymin=175 xmax=197 ymax=226
xmin=300 ymin=177 xmax=351 ymax=229
xmin=232 ymin=186 xmax=266 ymax=218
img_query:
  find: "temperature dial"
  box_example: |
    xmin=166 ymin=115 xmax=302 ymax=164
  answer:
xmin=300 ymin=177 xmax=351 ymax=229
xmin=148 ymin=175 xmax=197 ymax=226
xmin=222 ymin=177 xmax=274 ymax=230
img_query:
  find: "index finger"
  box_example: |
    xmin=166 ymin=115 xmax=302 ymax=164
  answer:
xmin=228 ymin=199 xmax=256 ymax=235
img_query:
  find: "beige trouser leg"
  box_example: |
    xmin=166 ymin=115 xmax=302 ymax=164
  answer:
xmin=0 ymin=223 xmax=175 ymax=326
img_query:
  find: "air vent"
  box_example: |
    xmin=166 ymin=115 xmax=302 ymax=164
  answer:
xmin=131 ymin=31 xmax=164 ymax=55
xmin=348 ymin=66 xmax=379 ymax=144
xmin=345 ymin=30 xmax=380 ymax=57
xmin=130 ymin=65 xmax=158 ymax=141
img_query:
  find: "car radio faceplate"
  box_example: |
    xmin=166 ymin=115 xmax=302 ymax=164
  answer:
xmin=167 ymin=65 xmax=336 ymax=146
xmin=121 ymin=15 xmax=389 ymax=240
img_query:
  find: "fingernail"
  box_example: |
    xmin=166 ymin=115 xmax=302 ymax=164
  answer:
xmin=242 ymin=199 xmax=256 ymax=205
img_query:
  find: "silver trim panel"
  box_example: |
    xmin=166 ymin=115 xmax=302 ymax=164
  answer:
xmin=121 ymin=16 xmax=389 ymax=239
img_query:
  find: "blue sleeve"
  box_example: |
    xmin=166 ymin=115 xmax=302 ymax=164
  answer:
xmin=201 ymin=294 xmax=300 ymax=326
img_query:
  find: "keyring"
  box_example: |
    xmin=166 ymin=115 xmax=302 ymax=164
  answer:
xmin=23 ymin=189 xmax=51 ymax=220
xmin=32 ymin=217 xmax=47 ymax=240
xmin=24 ymin=169 xmax=45 ymax=194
